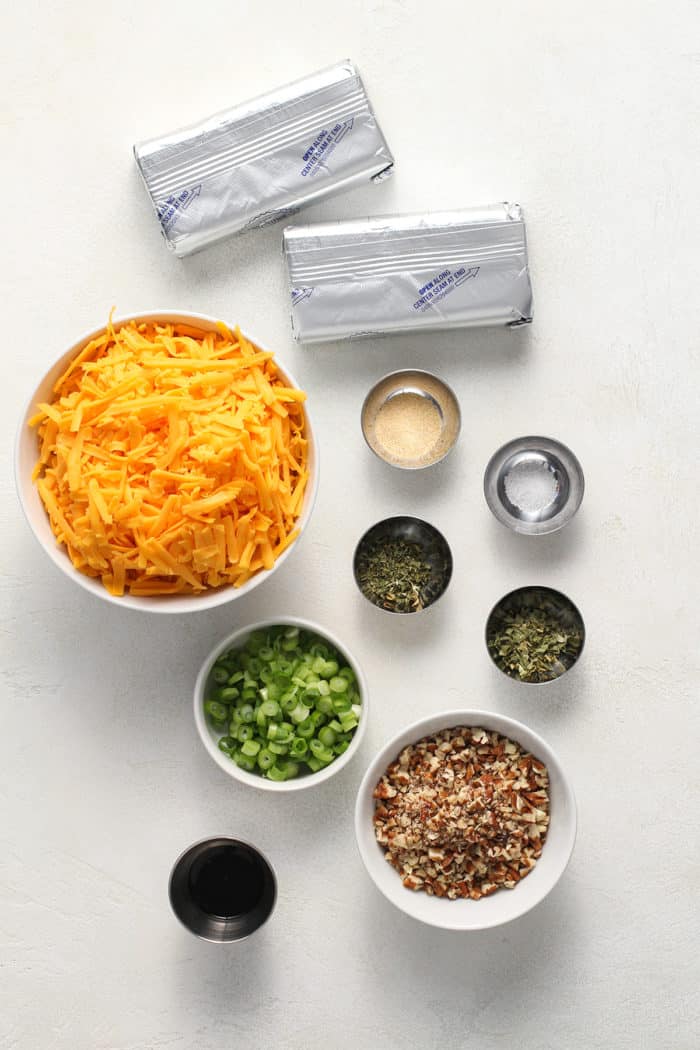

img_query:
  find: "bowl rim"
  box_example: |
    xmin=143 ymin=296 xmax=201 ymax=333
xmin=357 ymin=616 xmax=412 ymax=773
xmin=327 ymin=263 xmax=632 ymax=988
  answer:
xmin=485 ymin=584 xmax=586 ymax=685
xmin=360 ymin=367 xmax=462 ymax=471
xmin=193 ymin=616 xmax=369 ymax=792
xmin=14 ymin=310 xmax=319 ymax=613
xmin=354 ymin=707 xmax=577 ymax=930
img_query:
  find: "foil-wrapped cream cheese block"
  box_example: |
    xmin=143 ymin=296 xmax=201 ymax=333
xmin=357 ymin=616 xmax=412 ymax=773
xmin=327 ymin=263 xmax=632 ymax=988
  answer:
xmin=283 ymin=204 xmax=533 ymax=343
xmin=134 ymin=61 xmax=394 ymax=257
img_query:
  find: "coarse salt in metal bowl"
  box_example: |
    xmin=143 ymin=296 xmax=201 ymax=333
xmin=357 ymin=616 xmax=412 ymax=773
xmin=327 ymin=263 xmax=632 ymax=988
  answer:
xmin=14 ymin=311 xmax=319 ymax=613
xmin=483 ymin=435 xmax=584 ymax=536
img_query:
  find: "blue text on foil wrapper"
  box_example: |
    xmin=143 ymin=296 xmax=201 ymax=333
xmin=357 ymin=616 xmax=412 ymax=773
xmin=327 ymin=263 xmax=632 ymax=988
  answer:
xmin=291 ymin=287 xmax=314 ymax=306
xmin=156 ymin=185 xmax=201 ymax=232
xmin=300 ymin=120 xmax=353 ymax=177
xmin=412 ymin=266 xmax=480 ymax=310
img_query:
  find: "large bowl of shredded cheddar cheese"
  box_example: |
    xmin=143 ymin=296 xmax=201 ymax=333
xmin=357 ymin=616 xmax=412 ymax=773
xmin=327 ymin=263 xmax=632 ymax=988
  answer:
xmin=15 ymin=312 xmax=318 ymax=612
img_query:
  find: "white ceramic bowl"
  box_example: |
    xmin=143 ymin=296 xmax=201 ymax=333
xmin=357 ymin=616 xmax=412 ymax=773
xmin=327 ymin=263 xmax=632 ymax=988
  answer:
xmin=194 ymin=617 xmax=369 ymax=792
xmin=355 ymin=709 xmax=576 ymax=930
xmin=14 ymin=311 xmax=318 ymax=613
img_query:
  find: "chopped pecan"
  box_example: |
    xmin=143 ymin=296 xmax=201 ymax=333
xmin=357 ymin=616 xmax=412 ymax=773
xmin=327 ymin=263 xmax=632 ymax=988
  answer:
xmin=372 ymin=726 xmax=549 ymax=903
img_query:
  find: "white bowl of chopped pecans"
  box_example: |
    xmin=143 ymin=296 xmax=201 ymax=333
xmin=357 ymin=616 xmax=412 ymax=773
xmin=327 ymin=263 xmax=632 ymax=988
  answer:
xmin=355 ymin=710 xmax=576 ymax=930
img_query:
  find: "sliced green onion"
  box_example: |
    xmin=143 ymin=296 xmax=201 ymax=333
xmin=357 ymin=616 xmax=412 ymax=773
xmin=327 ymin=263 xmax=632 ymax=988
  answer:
xmin=204 ymin=700 xmax=229 ymax=723
xmin=316 ymin=695 xmax=333 ymax=715
xmin=297 ymin=717 xmax=315 ymax=738
xmin=309 ymin=739 xmax=334 ymax=763
xmin=233 ymin=750 xmax=257 ymax=772
xmin=290 ymin=737 xmax=309 ymax=758
xmin=257 ymin=748 xmax=274 ymax=771
xmin=290 ymin=702 xmax=311 ymax=724
xmin=318 ymin=726 xmax=336 ymax=747
xmin=208 ymin=626 xmax=361 ymax=782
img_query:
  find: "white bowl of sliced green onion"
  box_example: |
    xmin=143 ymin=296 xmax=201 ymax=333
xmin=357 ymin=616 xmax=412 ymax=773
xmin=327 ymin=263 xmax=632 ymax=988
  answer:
xmin=194 ymin=618 xmax=368 ymax=791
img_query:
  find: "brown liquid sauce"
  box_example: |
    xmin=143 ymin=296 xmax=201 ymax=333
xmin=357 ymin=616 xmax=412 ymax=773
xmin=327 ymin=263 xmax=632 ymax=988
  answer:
xmin=188 ymin=844 xmax=264 ymax=917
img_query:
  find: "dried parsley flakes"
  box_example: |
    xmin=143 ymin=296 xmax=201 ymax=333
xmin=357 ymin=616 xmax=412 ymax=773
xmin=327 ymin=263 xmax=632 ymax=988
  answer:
xmin=487 ymin=605 xmax=584 ymax=682
xmin=355 ymin=537 xmax=432 ymax=613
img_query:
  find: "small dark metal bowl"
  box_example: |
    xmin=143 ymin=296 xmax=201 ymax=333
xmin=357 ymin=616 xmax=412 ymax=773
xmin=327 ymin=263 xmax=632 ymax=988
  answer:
xmin=485 ymin=585 xmax=586 ymax=684
xmin=169 ymin=837 xmax=277 ymax=942
xmin=353 ymin=516 xmax=453 ymax=614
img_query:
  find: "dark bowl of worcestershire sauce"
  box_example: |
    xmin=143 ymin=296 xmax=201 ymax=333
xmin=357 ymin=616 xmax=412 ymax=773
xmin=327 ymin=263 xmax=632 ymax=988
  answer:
xmin=169 ymin=838 xmax=277 ymax=942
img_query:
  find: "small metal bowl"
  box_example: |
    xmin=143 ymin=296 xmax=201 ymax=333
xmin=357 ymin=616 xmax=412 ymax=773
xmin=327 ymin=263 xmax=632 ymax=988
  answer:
xmin=361 ymin=369 xmax=461 ymax=470
xmin=484 ymin=436 xmax=584 ymax=535
xmin=485 ymin=585 xmax=586 ymax=684
xmin=353 ymin=516 xmax=453 ymax=614
xmin=169 ymin=837 xmax=277 ymax=942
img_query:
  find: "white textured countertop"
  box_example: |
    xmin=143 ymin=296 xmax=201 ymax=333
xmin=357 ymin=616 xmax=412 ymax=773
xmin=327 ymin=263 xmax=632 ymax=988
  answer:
xmin=2 ymin=2 xmax=699 ymax=1048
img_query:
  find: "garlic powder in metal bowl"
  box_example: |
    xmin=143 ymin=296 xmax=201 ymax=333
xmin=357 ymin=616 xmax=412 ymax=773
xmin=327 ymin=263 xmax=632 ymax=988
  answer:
xmin=361 ymin=369 xmax=461 ymax=469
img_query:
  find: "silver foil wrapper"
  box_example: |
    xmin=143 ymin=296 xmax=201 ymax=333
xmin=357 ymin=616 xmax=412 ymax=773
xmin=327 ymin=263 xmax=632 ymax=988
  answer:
xmin=283 ymin=204 xmax=533 ymax=343
xmin=134 ymin=61 xmax=393 ymax=257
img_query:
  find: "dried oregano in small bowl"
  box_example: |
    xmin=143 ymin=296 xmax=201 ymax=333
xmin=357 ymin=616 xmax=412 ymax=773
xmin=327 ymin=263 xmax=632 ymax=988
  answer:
xmin=486 ymin=585 xmax=585 ymax=683
xmin=353 ymin=516 xmax=453 ymax=614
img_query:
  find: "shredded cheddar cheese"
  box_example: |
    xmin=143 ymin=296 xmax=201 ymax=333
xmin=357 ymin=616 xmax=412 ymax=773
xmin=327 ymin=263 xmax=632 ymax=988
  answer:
xmin=30 ymin=318 xmax=309 ymax=596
